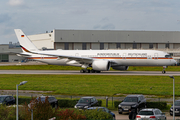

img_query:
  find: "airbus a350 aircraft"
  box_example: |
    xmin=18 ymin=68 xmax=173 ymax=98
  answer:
xmin=14 ymin=29 xmax=176 ymax=74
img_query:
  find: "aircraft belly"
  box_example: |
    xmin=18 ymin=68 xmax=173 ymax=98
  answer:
xmin=116 ymin=59 xmax=172 ymax=66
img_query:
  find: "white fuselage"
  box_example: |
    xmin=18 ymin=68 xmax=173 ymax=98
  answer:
xmin=25 ymin=49 xmax=176 ymax=67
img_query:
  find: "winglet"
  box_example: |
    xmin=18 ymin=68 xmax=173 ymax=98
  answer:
xmin=14 ymin=29 xmax=39 ymax=52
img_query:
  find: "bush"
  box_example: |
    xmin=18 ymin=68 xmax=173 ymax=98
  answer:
xmin=58 ymin=99 xmax=78 ymax=108
xmin=146 ymin=102 xmax=167 ymax=110
xmin=0 ymin=105 xmax=16 ymax=120
xmin=114 ymin=101 xmax=122 ymax=108
xmin=20 ymin=97 xmax=58 ymax=120
xmin=56 ymin=109 xmax=86 ymax=120
xmin=14 ymin=97 xmax=32 ymax=105
xmin=84 ymin=108 xmax=113 ymax=120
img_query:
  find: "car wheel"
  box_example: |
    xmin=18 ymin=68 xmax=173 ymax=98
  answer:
xmin=118 ymin=112 xmax=122 ymax=114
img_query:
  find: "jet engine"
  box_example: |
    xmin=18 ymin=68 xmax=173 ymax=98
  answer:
xmin=92 ymin=60 xmax=110 ymax=71
xmin=111 ymin=65 xmax=129 ymax=70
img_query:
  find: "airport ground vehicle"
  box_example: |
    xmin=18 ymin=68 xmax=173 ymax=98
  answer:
xmin=118 ymin=94 xmax=146 ymax=114
xmin=0 ymin=95 xmax=15 ymax=105
xmin=87 ymin=107 xmax=115 ymax=119
xmin=170 ymin=99 xmax=180 ymax=116
xmin=74 ymin=97 xmax=98 ymax=109
xmin=28 ymin=96 xmax=58 ymax=108
xmin=136 ymin=108 xmax=166 ymax=120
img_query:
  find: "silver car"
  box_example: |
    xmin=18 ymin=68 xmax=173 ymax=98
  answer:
xmin=136 ymin=108 xmax=166 ymax=120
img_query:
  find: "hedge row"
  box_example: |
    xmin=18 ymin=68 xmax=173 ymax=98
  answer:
xmin=146 ymin=102 xmax=167 ymax=110
xmin=16 ymin=97 xmax=167 ymax=109
xmin=16 ymin=97 xmax=102 ymax=108
xmin=114 ymin=101 xmax=167 ymax=110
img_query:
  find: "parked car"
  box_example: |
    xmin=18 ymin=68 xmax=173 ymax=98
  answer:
xmin=28 ymin=96 xmax=58 ymax=108
xmin=0 ymin=95 xmax=15 ymax=106
xmin=118 ymin=94 xmax=146 ymax=114
xmin=74 ymin=97 xmax=98 ymax=109
xmin=136 ymin=108 xmax=166 ymax=120
xmin=170 ymin=99 xmax=180 ymax=116
xmin=87 ymin=107 xmax=115 ymax=120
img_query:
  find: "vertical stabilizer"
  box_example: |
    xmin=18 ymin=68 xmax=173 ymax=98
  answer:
xmin=14 ymin=29 xmax=39 ymax=52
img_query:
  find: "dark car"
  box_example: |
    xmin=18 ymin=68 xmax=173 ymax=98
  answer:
xmin=118 ymin=94 xmax=146 ymax=114
xmin=136 ymin=108 xmax=166 ymax=120
xmin=28 ymin=96 xmax=58 ymax=108
xmin=87 ymin=107 xmax=116 ymax=119
xmin=170 ymin=99 xmax=180 ymax=116
xmin=74 ymin=97 xmax=98 ymax=109
xmin=0 ymin=95 xmax=15 ymax=106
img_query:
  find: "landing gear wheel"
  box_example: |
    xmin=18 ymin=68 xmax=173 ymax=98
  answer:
xmin=162 ymin=70 xmax=166 ymax=74
xmin=80 ymin=69 xmax=85 ymax=73
xmin=90 ymin=69 xmax=94 ymax=73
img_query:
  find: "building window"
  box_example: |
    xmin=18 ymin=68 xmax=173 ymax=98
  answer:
xmin=133 ymin=42 xmax=137 ymax=49
xmin=149 ymin=43 xmax=153 ymax=49
xmin=116 ymin=43 xmax=121 ymax=49
xmin=64 ymin=43 xmax=69 ymax=50
xmin=0 ymin=54 xmax=9 ymax=62
xmin=82 ymin=43 xmax=87 ymax=50
xmin=100 ymin=43 xmax=104 ymax=50
xmin=165 ymin=43 xmax=169 ymax=48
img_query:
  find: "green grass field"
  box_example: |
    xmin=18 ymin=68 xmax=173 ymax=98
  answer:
xmin=0 ymin=74 xmax=179 ymax=97
xmin=0 ymin=65 xmax=179 ymax=71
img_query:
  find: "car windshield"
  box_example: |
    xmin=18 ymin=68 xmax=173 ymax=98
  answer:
xmin=123 ymin=97 xmax=138 ymax=102
xmin=138 ymin=111 xmax=154 ymax=115
xmin=36 ymin=97 xmax=46 ymax=102
xmin=78 ymin=98 xmax=91 ymax=103
xmin=175 ymin=101 xmax=180 ymax=106
xmin=0 ymin=96 xmax=6 ymax=102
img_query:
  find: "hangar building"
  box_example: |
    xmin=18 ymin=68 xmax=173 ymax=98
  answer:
xmin=1 ymin=29 xmax=180 ymax=63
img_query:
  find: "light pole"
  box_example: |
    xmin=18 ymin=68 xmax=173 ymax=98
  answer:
xmin=16 ymin=81 xmax=27 ymax=120
xmin=169 ymin=75 xmax=175 ymax=120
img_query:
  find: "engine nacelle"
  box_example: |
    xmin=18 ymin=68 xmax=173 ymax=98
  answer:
xmin=92 ymin=60 xmax=110 ymax=71
xmin=112 ymin=66 xmax=129 ymax=70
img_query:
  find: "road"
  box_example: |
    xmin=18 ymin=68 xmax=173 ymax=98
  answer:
xmin=0 ymin=70 xmax=180 ymax=75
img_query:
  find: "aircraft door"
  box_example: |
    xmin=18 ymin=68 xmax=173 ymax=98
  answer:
xmin=154 ymin=53 xmax=158 ymax=60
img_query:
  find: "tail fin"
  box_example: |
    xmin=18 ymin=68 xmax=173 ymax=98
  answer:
xmin=14 ymin=29 xmax=39 ymax=52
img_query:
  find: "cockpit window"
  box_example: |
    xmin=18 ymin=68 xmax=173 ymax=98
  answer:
xmin=165 ymin=55 xmax=172 ymax=58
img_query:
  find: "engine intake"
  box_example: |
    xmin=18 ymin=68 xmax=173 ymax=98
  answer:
xmin=92 ymin=60 xmax=110 ymax=71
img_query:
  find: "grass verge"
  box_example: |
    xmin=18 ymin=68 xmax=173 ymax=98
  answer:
xmin=0 ymin=75 xmax=179 ymax=96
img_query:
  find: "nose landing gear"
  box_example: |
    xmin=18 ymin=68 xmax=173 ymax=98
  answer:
xmin=162 ymin=66 xmax=167 ymax=74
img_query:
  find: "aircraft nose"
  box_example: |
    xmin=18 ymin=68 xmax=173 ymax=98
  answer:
xmin=172 ymin=59 xmax=177 ymax=65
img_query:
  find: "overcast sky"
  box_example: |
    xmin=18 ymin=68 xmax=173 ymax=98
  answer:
xmin=0 ymin=0 xmax=180 ymax=44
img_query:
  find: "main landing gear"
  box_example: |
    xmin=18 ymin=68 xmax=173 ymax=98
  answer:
xmin=80 ymin=69 xmax=101 ymax=73
xmin=162 ymin=66 xmax=167 ymax=74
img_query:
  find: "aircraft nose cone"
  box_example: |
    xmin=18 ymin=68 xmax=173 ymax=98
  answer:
xmin=172 ymin=59 xmax=177 ymax=65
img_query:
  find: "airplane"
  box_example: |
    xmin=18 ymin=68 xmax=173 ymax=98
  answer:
xmin=14 ymin=29 xmax=177 ymax=74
